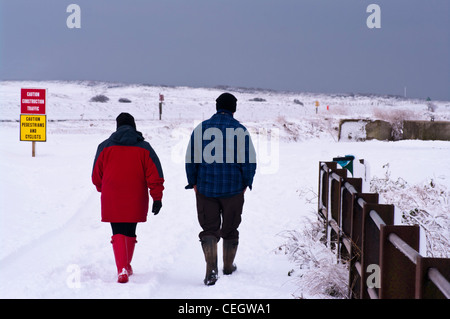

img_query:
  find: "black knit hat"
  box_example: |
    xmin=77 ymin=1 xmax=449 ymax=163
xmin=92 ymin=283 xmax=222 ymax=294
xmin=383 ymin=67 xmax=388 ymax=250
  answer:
xmin=216 ymin=93 xmax=237 ymax=113
xmin=116 ymin=112 xmax=136 ymax=130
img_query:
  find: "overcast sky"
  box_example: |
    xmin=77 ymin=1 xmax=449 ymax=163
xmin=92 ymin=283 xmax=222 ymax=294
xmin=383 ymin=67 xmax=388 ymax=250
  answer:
xmin=1 ymin=0 xmax=449 ymax=100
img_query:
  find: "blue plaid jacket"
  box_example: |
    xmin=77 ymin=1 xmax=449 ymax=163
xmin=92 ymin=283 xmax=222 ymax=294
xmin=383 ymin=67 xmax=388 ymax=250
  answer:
xmin=185 ymin=110 xmax=256 ymax=198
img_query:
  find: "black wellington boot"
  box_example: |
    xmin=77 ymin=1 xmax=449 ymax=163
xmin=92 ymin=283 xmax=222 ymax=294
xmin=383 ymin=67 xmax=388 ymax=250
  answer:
xmin=223 ymin=239 xmax=238 ymax=275
xmin=201 ymin=236 xmax=218 ymax=285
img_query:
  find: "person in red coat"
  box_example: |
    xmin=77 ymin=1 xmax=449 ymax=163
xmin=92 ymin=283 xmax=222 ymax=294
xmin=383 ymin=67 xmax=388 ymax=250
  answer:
xmin=92 ymin=113 xmax=164 ymax=283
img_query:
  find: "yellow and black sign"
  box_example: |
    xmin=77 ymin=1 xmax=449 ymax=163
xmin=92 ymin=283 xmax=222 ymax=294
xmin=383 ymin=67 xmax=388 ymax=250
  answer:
xmin=20 ymin=115 xmax=47 ymax=142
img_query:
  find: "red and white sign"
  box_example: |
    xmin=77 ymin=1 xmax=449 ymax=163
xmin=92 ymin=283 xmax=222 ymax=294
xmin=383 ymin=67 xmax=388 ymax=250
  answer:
xmin=21 ymin=88 xmax=46 ymax=114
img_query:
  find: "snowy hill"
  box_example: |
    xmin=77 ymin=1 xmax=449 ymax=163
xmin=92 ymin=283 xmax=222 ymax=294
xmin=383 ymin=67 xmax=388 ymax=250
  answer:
xmin=0 ymin=80 xmax=449 ymax=299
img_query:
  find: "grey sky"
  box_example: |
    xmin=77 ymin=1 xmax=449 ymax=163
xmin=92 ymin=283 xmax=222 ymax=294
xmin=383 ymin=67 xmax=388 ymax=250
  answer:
xmin=1 ymin=0 xmax=449 ymax=100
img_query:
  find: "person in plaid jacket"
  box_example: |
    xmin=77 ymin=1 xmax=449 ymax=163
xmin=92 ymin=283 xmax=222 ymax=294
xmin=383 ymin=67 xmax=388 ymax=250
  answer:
xmin=185 ymin=93 xmax=256 ymax=285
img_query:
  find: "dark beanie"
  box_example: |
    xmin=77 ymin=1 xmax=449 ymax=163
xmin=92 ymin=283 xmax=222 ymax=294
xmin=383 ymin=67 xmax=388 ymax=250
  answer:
xmin=116 ymin=112 xmax=136 ymax=130
xmin=216 ymin=93 xmax=237 ymax=113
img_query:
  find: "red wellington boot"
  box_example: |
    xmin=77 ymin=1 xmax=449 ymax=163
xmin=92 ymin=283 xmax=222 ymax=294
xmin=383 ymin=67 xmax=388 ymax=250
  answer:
xmin=125 ymin=236 xmax=137 ymax=276
xmin=111 ymin=234 xmax=137 ymax=283
xmin=111 ymin=234 xmax=129 ymax=283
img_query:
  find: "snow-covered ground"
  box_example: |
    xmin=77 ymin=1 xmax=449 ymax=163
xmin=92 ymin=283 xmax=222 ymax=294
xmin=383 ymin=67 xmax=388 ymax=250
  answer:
xmin=0 ymin=81 xmax=449 ymax=299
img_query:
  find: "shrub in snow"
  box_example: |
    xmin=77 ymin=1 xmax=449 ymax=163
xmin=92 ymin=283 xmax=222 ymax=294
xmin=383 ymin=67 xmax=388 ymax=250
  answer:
xmin=249 ymin=97 xmax=266 ymax=102
xmin=90 ymin=94 xmax=109 ymax=103
xmin=277 ymin=218 xmax=348 ymax=299
xmin=118 ymin=98 xmax=132 ymax=103
xmin=370 ymin=163 xmax=450 ymax=258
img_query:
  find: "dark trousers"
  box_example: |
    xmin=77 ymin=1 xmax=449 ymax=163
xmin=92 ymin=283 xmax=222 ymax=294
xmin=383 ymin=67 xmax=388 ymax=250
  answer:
xmin=111 ymin=222 xmax=137 ymax=237
xmin=196 ymin=191 xmax=244 ymax=241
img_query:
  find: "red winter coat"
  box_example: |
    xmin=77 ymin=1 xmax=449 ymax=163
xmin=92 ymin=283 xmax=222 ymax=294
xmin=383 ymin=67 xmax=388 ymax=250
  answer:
xmin=92 ymin=125 xmax=164 ymax=222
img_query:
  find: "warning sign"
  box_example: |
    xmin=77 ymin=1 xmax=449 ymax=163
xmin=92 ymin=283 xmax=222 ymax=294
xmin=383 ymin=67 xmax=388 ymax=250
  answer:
xmin=20 ymin=115 xmax=47 ymax=142
xmin=21 ymin=88 xmax=46 ymax=115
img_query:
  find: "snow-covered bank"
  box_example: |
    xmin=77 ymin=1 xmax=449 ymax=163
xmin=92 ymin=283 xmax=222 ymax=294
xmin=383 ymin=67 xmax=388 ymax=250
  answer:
xmin=1 ymin=81 xmax=449 ymax=298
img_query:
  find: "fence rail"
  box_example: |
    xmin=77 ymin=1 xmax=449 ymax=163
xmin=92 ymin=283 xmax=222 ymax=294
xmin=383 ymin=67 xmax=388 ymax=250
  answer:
xmin=318 ymin=161 xmax=450 ymax=299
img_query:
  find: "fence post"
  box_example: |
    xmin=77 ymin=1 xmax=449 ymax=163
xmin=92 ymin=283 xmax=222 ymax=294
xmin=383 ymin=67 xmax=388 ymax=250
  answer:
xmin=360 ymin=203 xmax=394 ymax=299
xmin=338 ymin=178 xmax=362 ymax=261
xmin=348 ymin=192 xmax=378 ymax=299
xmin=416 ymin=257 xmax=450 ymax=299
xmin=327 ymin=168 xmax=347 ymax=250
xmin=318 ymin=161 xmax=337 ymax=222
xmin=379 ymin=224 xmax=420 ymax=298
xmin=340 ymin=179 xmax=363 ymax=245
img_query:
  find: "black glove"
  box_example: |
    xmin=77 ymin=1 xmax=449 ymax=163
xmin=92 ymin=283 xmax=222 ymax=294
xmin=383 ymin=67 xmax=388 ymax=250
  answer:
xmin=152 ymin=200 xmax=162 ymax=215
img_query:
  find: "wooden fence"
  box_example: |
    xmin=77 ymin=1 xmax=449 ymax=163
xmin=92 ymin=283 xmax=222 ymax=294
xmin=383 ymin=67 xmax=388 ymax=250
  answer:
xmin=318 ymin=161 xmax=450 ymax=299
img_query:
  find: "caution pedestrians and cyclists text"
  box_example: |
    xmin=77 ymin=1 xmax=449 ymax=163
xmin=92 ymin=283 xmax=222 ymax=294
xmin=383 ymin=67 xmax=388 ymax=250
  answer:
xmin=20 ymin=115 xmax=47 ymax=142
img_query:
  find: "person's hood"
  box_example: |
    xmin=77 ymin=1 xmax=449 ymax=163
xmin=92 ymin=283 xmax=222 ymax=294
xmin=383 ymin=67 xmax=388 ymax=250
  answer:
xmin=110 ymin=125 xmax=144 ymax=145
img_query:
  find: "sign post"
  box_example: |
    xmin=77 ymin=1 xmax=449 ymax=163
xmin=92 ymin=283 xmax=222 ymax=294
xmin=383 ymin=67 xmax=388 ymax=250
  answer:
xmin=20 ymin=88 xmax=47 ymax=157
xmin=159 ymin=93 xmax=164 ymax=120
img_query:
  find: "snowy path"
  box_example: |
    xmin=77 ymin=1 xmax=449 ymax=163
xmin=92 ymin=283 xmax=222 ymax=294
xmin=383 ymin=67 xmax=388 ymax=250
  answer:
xmin=0 ymin=124 xmax=304 ymax=298
xmin=1 ymin=121 xmax=450 ymax=298
xmin=2 ymin=121 xmax=450 ymax=298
